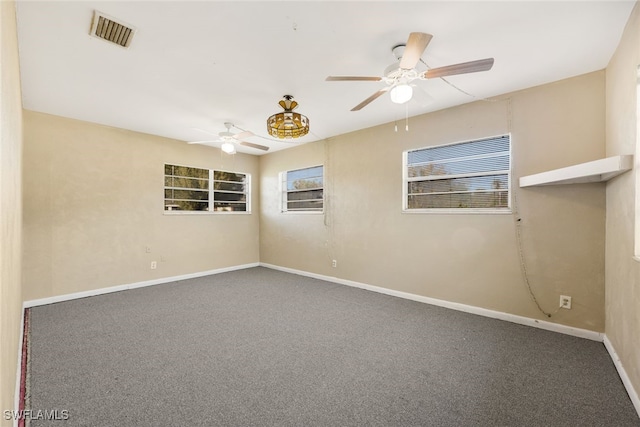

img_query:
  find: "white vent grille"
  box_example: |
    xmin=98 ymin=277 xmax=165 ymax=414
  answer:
xmin=90 ymin=11 xmax=135 ymax=48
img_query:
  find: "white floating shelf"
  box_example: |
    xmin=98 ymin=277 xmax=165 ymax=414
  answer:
xmin=519 ymin=154 xmax=633 ymax=187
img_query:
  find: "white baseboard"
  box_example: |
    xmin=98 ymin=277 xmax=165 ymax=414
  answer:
xmin=23 ymin=262 xmax=259 ymax=308
xmin=259 ymin=262 xmax=604 ymax=342
xmin=604 ymin=336 xmax=640 ymax=418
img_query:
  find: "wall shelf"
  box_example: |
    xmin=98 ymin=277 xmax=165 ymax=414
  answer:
xmin=519 ymin=155 xmax=633 ymax=187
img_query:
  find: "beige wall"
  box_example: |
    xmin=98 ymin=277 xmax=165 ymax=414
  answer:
xmin=261 ymin=71 xmax=607 ymax=331
xmin=22 ymin=111 xmax=260 ymax=301
xmin=605 ymin=1 xmax=640 ymax=408
xmin=0 ymin=1 xmax=23 ymax=424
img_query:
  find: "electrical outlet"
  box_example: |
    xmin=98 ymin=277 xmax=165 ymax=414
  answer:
xmin=150 ymin=261 xmax=157 ymax=270
xmin=332 ymin=260 xmax=337 ymax=268
xmin=560 ymin=295 xmax=572 ymax=309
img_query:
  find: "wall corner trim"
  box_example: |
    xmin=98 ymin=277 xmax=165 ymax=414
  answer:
xmin=603 ymin=335 xmax=640 ymax=418
xmin=259 ymin=263 xmax=604 ymax=342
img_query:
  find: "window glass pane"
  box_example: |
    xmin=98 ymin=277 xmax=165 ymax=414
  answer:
xmin=214 ymin=171 xmax=246 ymax=182
xmin=287 ymin=200 xmax=324 ymax=211
xmin=214 ymin=181 xmax=245 ymax=192
xmin=408 ymin=174 xmax=508 ymax=195
xmin=164 ymin=200 xmax=209 ymax=211
xmin=287 ymin=166 xmax=323 ymax=191
xmin=282 ymin=166 xmax=324 ymax=212
xmin=214 ymin=192 xmax=247 ymax=202
xmin=165 ymin=176 xmax=208 ymax=189
xmin=165 ymin=165 xmax=208 ymax=179
xmin=214 ymin=202 xmax=247 ymax=212
xmin=212 ymin=170 xmax=248 ymax=212
xmin=164 ymin=164 xmax=211 ymax=211
xmin=287 ymin=189 xmax=323 ymax=201
xmin=408 ymin=192 xmax=509 ymax=209
xmin=164 ymin=189 xmax=209 ymax=201
xmin=287 ymin=176 xmax=323 ymax=191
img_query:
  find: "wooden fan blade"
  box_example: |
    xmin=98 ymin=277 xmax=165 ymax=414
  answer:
xmin=239 ymin=141 xmax=269 ymax=151
xmin=424 ymin=58 xmax=494 ymax=79
xmin=326 ymin=76 xmax=383 ymax=81
xmin=351 ymin=87 xmax=390 ymax=111
xmin=399 ymin=32 xmax=432 ymax=70
xmin=233 ymin=131 xmax=254 ymax=140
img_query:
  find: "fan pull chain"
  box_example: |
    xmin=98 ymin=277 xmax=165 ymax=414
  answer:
xmin=393 ymin=105 xmax=410 ymax=132
xmin=405 ymin=104 xmax=409 ymax=131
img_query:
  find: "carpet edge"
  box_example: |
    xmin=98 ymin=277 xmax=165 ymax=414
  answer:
xmin=604 ymin=335 xmax=640 ymax=418
xmin=259 ymin=262 xmax=604 ymax=342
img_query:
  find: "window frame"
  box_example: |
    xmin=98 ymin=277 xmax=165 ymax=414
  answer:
xmin=402 ymin=134 xmax=512 ymax=214
xmin=279 ymin=165 xmax=324 ymax=214
xmin=164 ymin=163 xmax=251 ymax=214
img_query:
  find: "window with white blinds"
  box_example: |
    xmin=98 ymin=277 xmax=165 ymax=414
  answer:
xmin=164 ymin=164 xmax=250 ymax=213
xmin=281 ymin=165 xmax=324 ymax=212
xmin=403 ymin=135 xmax=511 ymax=212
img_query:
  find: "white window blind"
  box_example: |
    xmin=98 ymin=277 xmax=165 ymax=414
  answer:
xmin=404 ymin=135 xmax=511 ymax=212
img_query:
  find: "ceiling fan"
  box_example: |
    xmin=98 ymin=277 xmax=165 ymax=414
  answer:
xmin=188 ymin=122 xmax=269 ymax=153
xmin=326 ymin=32 xmax=495 ymax=111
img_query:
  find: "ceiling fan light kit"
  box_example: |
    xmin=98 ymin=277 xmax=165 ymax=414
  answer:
xmin=220 ymin=142 xmax=236 ymax=154
xmin=390 ymin=84 xmax=413 ymax=104
xmin=187 ymin=122 xmax=270 ymax=152
xmin=267 ymin=95 xmax=310 ymax=139
xmin=326 ymin=32 xmax=494 ymax=111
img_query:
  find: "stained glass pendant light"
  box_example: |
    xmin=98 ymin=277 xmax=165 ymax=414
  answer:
xmin=267 ymin=95 xmax=309 ymax=139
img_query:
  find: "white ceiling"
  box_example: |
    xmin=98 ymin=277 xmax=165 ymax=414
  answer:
xmin=16 ymin=1 xmax=636 ymax=155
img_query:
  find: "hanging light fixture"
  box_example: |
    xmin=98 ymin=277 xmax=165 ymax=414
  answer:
xmin=220 ymin=142 xmax=236 ymax=154
xmin=267 ymin=95 xmax=310 ymax=139
xmin=390 ymin=83 xmax=413 ymax=104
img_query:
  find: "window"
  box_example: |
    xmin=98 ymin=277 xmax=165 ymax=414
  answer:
xmin=164 ymin=165 xmax=209 ymax=212
xmin=403 ymin=135 xmax=511 ymax=212
xmin=164 ymin=164 xmax=250 ymax=213
xmin=280 ymin=165 xmax=323 ymax=212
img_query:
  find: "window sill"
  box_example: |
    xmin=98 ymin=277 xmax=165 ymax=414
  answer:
xmin=402 ymin=208 xmax=512 ymax=215
xmin=280 ymin=211 xmax=324 ymax=215
xmin=164 ymin=211 xmax=251 ymax=215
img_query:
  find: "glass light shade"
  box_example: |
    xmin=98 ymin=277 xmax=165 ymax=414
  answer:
xmin=267 ymin=95 xmax=310 ymax=139
xmin=390 ymin=84 xmax=413 ymax=104
xmin=221 ymin=142 xmax=236 ymax=154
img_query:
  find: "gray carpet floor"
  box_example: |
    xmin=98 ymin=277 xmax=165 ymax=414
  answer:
xmin=26 ymin=267 xmax=640 ymax=426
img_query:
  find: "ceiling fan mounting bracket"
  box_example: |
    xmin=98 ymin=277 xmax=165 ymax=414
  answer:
xmin=391 ymin=44 xmax=406 ymax=61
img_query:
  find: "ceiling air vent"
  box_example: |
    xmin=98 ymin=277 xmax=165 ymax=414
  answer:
xmin=89 ymin=11 xmax=136 ymax=48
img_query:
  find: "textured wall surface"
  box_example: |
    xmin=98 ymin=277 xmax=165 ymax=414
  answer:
xmin=605 ymin=1 xmax=640 ymax=411
xmin=261 ymin=72 xmax=607 ymax=332
xmin=0 ymin=1 xmax=23 ymax=425
xmin=22 ymin=111 xmax=260 ymax=301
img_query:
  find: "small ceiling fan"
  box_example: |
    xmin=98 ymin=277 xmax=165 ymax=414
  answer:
xmin=326 ymin=32 xmax=494 ymax=111
xmin=188 ymin=122 xmax=269 ymax=153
